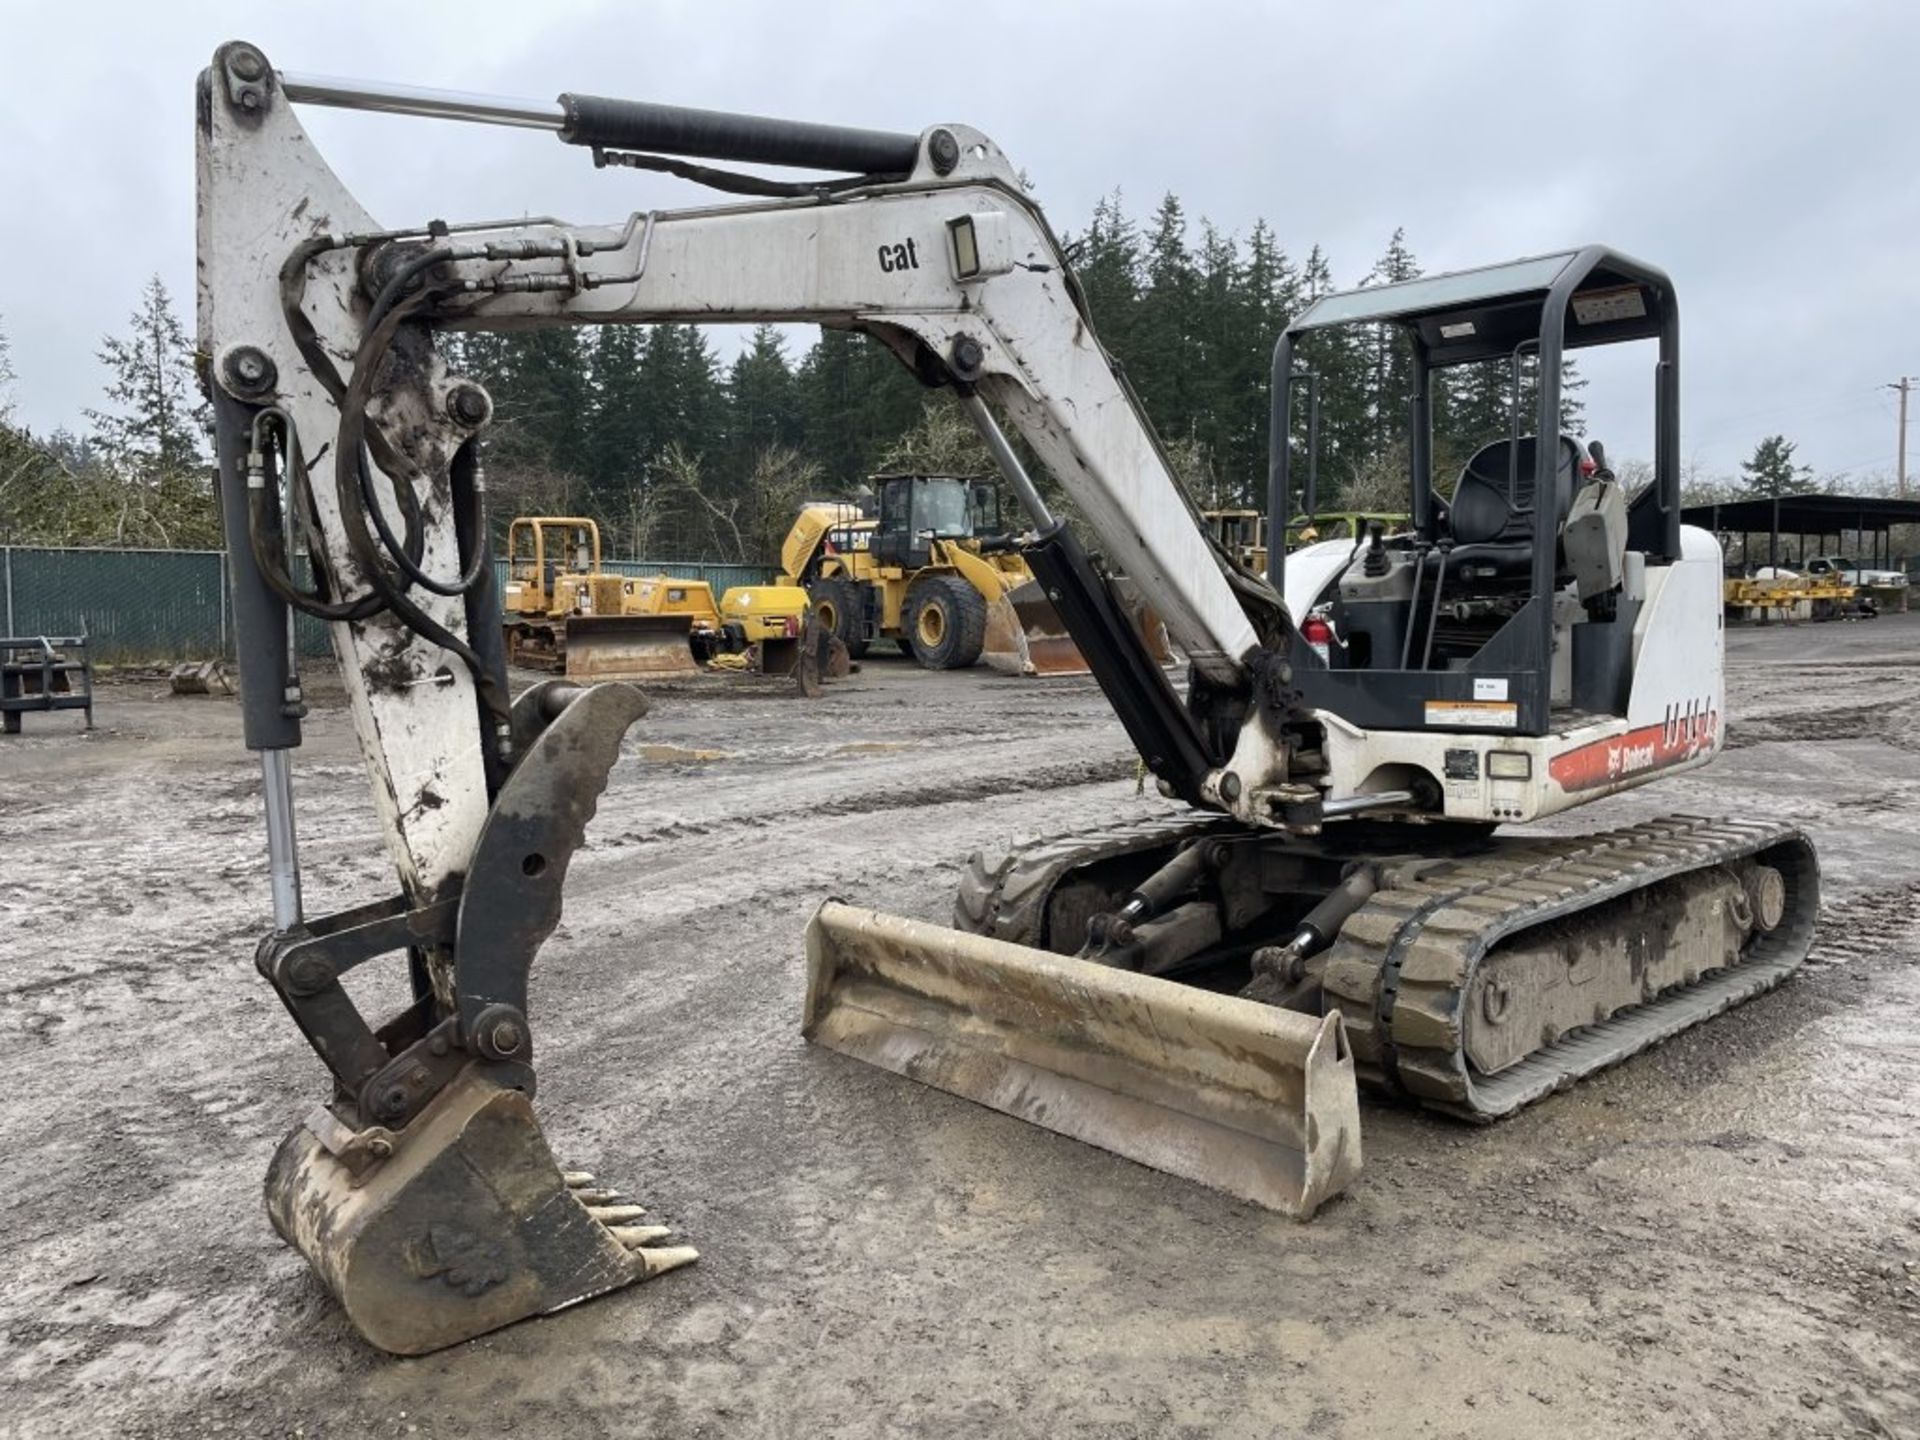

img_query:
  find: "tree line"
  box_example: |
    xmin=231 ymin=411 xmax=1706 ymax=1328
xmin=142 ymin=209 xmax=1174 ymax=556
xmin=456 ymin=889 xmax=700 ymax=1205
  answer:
xmin=0 ymin=196 xmax=1886 ymax=563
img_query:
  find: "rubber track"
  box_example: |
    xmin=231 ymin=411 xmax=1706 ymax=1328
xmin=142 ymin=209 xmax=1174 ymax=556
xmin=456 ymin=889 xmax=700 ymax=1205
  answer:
xmin=954 ymin=810 xmax=1821 ymax=1126
xmin=1319 ymin=814 xmax=1821 ymax=1120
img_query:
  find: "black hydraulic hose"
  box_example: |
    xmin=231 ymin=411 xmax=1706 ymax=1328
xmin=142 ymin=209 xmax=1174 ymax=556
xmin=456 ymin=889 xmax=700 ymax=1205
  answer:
xmin=352 ymin=439 xmax=488 ymax=597
xmin=278 ymin=236 xmax=430 ymax=566
xmin=330 ymin=296 xmax=512 ymax=736
xmin=273 ymin=232 xmax=512 ymax=740
xmin=246 ymin=409 xmax=384 ymax=622
xmin=278 ymin=236 xmax=349 ymax=404
xmin=348 ymin=250 xmax=490 ymax=598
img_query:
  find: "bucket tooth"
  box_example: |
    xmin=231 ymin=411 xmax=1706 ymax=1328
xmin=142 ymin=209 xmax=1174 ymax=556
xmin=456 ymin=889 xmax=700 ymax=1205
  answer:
xmin=587 ymin=1204 xmax=650 ymax=1223
xmin=802 ymin=902 xmax=1361 ymax=1218
xmin=608 ymin=1224 xmax=675 ymax=1246
xmin=571 ymin=1187 xmax=628 ymax=1205
xmin=265 ymin=1075 xmax=692 ymax=1355
xmin=636 ymin=1246 xmax=700 ymax=1278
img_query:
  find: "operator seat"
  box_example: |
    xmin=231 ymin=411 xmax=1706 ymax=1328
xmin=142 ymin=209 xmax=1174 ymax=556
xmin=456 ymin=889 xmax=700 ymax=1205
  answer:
xmin=1442 ymin=435 xmax=1582 ymax=583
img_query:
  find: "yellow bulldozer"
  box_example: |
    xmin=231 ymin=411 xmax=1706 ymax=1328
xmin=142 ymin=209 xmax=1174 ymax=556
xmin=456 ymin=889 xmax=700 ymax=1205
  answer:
xmin=781 ymin=475 xmax=1166 ymax=675
xmin=503 ymin=516 xmax=812 ymax=680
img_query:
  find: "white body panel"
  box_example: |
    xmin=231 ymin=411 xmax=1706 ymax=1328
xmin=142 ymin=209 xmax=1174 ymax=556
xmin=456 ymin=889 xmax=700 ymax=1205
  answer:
xmin=1308 ymin=526 xmax=1725 ymax=824
xmin=1281 ymin=539 xmax=1361 ymax=619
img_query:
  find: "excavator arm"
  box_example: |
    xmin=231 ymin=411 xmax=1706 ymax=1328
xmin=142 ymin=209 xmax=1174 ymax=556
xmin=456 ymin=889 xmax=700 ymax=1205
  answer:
xmin=198 ymin=42 xmax=1351 ymax=1355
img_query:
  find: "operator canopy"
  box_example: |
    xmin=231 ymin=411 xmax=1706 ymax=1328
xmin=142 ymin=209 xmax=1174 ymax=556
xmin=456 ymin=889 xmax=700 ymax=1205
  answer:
xmin=1285 ymin=247 xmax=1672 ymax=367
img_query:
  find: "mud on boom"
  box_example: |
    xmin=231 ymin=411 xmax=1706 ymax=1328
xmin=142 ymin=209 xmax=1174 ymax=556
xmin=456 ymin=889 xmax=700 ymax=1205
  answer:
xmin=198 ymin=41 xmax=1818 ymax=1355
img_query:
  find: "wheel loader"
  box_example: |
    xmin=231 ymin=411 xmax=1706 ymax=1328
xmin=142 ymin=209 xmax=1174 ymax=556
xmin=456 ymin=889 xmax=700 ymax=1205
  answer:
xmin=199 ymin=44 xmax=1818 ymax=1357
xmin=504 ymin=515 xmax=811 ymax=679
xmin=781 ymin=476 xmax=1171 ymax=674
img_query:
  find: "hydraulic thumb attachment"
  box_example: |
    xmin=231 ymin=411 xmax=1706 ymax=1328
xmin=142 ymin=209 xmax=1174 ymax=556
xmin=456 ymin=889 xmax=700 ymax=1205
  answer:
xmin=256 ymin=681 xmax=694 ymax=1354
xmin=802 ymin=903 xmax=1361 ymax=1217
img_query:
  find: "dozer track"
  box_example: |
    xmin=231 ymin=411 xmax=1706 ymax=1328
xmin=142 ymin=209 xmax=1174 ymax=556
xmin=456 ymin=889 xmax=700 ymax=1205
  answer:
xmin=954 ymin=811 xmax=1819 ymax=1124
xmin=1318 ymin=814 xmax=1820 ymax=1120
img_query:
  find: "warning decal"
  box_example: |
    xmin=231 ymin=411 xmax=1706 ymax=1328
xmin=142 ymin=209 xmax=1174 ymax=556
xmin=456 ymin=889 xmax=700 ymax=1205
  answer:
xmin=1425 ymin=700 xmax=1519 ymax=730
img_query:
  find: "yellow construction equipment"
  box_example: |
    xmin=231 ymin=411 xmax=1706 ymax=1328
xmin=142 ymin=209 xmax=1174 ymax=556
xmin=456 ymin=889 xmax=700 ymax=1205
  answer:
xmin=1722 ymin=572 xmax=1863 ymax=622
xmin=504 ymin=517 xmax=811 ymax=680
xmin=781 ymin=476 xmax=1168 ymax=675
xmin=502 ymin=517 xmax=701 ymax=678
xmin=1203 ymin=508 xmax=1412 ymax=574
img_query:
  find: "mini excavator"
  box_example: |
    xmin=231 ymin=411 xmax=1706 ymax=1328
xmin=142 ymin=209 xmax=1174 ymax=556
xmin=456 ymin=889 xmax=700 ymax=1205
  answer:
xmin=198 ymin=43 xmax=1817 ymax=1354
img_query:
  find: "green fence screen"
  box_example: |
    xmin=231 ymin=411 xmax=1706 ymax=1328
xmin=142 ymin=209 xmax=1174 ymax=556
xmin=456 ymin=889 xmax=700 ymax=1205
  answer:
xmin=0 ymin=547 xmax=779 ymax=664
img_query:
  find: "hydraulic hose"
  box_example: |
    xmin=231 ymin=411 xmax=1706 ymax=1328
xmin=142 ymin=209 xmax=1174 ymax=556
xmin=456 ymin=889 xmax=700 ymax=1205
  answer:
xmin=329 ymin=292 xmax=513 ymax=739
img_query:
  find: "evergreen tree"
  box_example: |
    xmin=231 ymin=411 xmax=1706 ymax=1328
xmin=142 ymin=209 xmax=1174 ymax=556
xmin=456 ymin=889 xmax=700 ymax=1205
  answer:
xmin=1069 ymin=191 xmax=1142 ymax=357
xmin=509 ymin=329 xmax=594 ymax=477
xmin=1128 ymin=194 xmax=1199 ymax=441
xmin=1740 ymin=434 xmax=1812 ymax=498
xmin=1360 ymin=228 xmax=1422 ymax=465
xmin=1188 ymin=219 xmax=1243 ymax=492
xmin=796 ymin=329 xmax=922 ymax=491
xmin=74 ymin=276 xmax=219 ymax=547
xmin=725 ymin=324 xmax=800 ymax=473
xmin=1229 ymin=219 xmax=1298 ymax=502
xmin=586 ymin=324 xmax=650 ymax=501
xmin=85 ymin=276 xmax=206 ymax=480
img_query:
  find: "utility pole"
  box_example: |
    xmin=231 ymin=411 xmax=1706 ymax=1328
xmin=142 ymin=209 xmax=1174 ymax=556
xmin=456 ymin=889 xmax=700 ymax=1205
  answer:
xmin=1892 ymin=376 xmax=1911 ymax=500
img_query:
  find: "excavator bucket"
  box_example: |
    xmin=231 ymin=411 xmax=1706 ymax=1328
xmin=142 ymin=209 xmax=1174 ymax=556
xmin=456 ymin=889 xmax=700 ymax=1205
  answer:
xmin=982 ymin=579 xmax=1174 ymax=677
xmin=264 ymin=1077 xmax=696 ymax=1356
xmin=802 ymin=903 xmax=1361 ymax=1217
xmin=562 ymin=615 xmax=699 ymax=681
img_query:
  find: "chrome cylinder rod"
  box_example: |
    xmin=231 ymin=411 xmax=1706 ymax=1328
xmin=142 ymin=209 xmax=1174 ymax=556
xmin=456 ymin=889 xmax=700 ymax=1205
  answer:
xmin=279 ymin=71 xmax=564 ymax=130
xmin=1321 ymin=789 xmax=1416 ymax=819
xmin=260 ymin=747 xmax=304 ymax=931
xmin=960 ymin=392 xmax=1056 ymax=531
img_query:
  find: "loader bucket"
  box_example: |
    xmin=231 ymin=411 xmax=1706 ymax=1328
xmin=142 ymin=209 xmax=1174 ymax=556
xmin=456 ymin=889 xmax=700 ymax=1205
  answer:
xmin=265 ymin=1075 xmax=695 ymax=1356
xmin=802 ymin=903 xmax=1361 ymax=1217
xmin=982 ymin=579 xmax=1175 ymax=677
xmin=563 ymin=614 xmax=699 ymax=681
xmin=983 ymin=580 xmax=1086 ymax=676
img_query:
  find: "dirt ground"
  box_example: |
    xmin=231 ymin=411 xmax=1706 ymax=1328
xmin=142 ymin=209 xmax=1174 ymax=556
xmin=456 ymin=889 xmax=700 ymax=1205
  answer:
xmin=2 ymin=614 xmax=1918 ymax=1440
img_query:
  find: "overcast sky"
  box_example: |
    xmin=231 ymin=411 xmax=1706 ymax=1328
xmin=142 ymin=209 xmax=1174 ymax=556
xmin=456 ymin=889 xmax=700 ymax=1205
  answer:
xmin=2 ymin=0 xmax=1914 ymax=484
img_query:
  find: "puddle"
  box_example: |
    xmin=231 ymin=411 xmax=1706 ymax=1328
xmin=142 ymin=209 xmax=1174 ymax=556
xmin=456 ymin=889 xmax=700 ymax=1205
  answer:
xmin=634 ymin=744 xmax=731 ymax=763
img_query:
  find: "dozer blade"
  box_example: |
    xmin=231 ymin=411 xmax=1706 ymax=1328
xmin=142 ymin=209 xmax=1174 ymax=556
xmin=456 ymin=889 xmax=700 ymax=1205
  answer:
xmin=562 ymin=614 xmax=699 ymax=681
xmin=802 ymin=902 xmax=1361 ymax=1217
xmin=265 ymin=1075 xmax=695 ymax=1356
xmin=982 ymin=579 xmax=1175 ymax=677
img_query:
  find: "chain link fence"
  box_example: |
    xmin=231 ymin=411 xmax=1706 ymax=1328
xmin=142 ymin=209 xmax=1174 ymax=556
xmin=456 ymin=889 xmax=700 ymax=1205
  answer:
xmin=1 ymin=546 xmax=778 ymax=664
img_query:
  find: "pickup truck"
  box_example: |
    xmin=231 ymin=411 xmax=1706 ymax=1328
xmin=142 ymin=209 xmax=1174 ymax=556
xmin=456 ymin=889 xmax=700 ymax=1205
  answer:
xmin=1804 ymin=555 xmax=1907 ymax=589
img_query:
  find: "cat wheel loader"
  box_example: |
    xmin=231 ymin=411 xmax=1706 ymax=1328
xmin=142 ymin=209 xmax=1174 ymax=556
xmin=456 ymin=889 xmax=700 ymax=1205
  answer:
xmin=199 ymin=43 xmax=1817 ymax=1356
xmin=781 ymin=476 xmax=1170 ymax=675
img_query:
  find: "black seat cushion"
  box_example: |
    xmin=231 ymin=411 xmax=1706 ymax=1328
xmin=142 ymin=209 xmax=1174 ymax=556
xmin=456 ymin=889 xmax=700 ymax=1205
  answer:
xmin=1449 ymin=436 xmax=1581 ymax=546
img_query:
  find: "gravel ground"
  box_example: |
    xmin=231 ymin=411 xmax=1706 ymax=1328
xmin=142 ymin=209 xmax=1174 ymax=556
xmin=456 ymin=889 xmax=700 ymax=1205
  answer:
xmin=1 ymin=615 xmax=1917 ymax=1439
